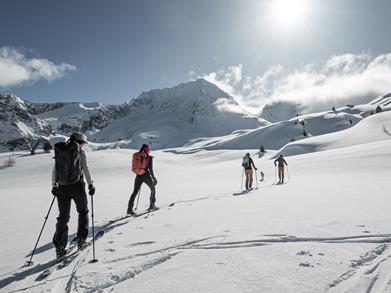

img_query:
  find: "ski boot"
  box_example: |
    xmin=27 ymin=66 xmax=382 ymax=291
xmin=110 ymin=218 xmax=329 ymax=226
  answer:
xmin=78 ymin=238 xmax=88 ymax=251
xmin=127 ymin=207 xmax=135 ymax=216
xmin=148 ymin=203 xmax=157 ymax=211
xmin=56 ymin=245 xmax=67 ymax=260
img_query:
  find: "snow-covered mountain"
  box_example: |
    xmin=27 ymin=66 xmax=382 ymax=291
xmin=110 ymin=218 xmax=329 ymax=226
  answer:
xmin=0 ymin=94 xmax=52 ymax=151
xmin=1 ymin=83 xmax=390 ymax=153
xmin=91 ymin=79 xmax=268 ymax=148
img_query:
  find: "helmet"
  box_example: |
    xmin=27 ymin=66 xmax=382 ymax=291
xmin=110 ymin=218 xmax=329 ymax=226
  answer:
xmin=70 ymin=132 xmax=88 ymax=144
xmin=246 ymin=153 xmax=250 ymax=156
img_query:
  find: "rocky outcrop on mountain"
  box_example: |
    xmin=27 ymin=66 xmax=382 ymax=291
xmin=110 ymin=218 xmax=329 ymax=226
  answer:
xmin=37 ymin=102 xmax=131 ymax=136
xmin=0 ymin=94 xmax=52 ymax=151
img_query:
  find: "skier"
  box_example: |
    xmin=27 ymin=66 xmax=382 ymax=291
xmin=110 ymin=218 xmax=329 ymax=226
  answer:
xmin=127 ymin=144 xmax=157 ymax=215
xmin=274 ymin=154 xmax=288 ymax=184
xmin=51 ymin=133 xmax=95 ymax=259
xmin=242 ymin=153 xmax=257 ymax=191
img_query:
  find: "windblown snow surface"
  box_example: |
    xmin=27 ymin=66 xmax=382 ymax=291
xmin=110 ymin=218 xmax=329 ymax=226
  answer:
xmin=0 ymin=112 xmax=391 ymax=292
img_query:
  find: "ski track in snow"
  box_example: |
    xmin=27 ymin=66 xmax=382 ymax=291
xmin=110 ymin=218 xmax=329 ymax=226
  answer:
xmin=69 ymin=253 xmax=180 ymax=293
xmin=327 ymin=243 xmax=391 ymax=293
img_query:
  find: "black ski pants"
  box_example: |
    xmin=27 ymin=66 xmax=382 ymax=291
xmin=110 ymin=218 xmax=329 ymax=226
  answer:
xmin=128 ymin=174 xmax=156 ymax=209
xmin=53 ymin=181 xmax=89 ymax=248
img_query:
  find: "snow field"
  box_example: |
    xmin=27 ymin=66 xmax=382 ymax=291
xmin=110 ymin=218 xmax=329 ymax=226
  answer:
xmin=0 ymin=137 xmax=391 ymax=292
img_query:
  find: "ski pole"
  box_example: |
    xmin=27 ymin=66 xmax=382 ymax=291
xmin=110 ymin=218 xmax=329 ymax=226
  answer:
xmin=240 ymin=168 xmax=244 ymax=189
xmin=89 ymin=194 xmax=98 ymax=263
xmin=255 ymin=169 xmax=258 ymax=189
xmin=287 ymin=165 xmax=290 ymax=180
xmin=274 ymin=165 xmax=277 ymax=184
xmin=135 ymin=188 xmax=141 ymax=211
xmin=26 ymin=196 xmax=56 ymax=266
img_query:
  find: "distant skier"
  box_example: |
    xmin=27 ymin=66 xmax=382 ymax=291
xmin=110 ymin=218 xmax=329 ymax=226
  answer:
xmin=127 ymin=144 xmax=158 ymax=215
xmin=274 ymin=154 xmax=288 ymax=184
xmin=51 ymin=133 xmax=95 ymax=259
xmin=242 ymin=153 xmax=257 ymax=191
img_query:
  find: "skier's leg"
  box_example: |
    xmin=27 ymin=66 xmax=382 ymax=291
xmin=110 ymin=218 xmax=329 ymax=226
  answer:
xmin=281 ymin=167 xmax=285 ymax=183
xmin=245 ymin=169 xmax=252 ymax=190
xmin=53 ymin=187 xmax=71 ymax=249
xmin=144 ymin=175 xmax=156 ymax=208
xmin=249 ymin=169 xmax=253 ymax=189
xmin=244 ymin=170 xmax=250 ymax=190
xmin=278 ymin=167 xmax=283 ymax=182
xmin=128 ymin=176 xmax=143 ymax=210
xmin=72 ymin=182 xmax=89 ymax=243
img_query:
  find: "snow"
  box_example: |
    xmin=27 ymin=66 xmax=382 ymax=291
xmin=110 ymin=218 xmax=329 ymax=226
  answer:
xmin=275 ymin=111 xmax=391 ymax=157
xmin=1 ymin=113 xmax=391 ymax=292
xmin=15 ymin=121 xmax=35 ymax=137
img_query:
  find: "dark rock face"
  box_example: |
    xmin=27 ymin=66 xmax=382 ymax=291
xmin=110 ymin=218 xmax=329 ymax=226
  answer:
xmin=0 ymin=94 xmax=53 ymax=151
xmin=27 ymin=102 xmax=66 ymax=115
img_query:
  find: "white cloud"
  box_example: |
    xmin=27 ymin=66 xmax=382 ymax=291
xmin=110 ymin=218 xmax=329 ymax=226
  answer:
xmin=202 ymin=64 xmax=243 ymax=94
xmin=0 ymin=47 xmax=76 ymax=88
xmin=200 ymin=52 xmax=391 ymax=114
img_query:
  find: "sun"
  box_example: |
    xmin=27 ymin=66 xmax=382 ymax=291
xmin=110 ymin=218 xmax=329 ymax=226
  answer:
xmin=268 ymin=0 xmax=309 ymax=28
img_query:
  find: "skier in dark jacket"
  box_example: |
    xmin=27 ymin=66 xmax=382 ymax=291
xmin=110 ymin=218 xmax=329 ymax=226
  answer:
xmin=274 ymin=154 xmax=288 ymax=184
xmin=242 ymin=153 xmax=257 ymax=191
xmin=52 ymin=133 xmax=95 ymax=258
xmin=127 ymin=144 xmax=157 ymax=215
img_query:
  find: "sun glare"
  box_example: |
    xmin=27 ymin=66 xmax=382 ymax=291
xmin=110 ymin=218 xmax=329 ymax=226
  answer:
xmin=269 ymin=0 xmax=309 ymax=28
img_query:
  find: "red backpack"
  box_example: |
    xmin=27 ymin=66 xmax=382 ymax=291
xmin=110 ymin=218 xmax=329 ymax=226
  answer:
xmin=132 ymin=152 xmax=149 ymax=175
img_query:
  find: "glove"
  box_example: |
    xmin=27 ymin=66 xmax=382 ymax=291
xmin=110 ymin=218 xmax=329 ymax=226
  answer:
xmin=51 ymin=186 xmax=58 ymax=196
xmin=255 ymin=168 xmax=258 ymax=170
xmin=88 ymin=184 xmax=96 ymax=196
xmin=152 ymin=177 xmax=158 ymax=186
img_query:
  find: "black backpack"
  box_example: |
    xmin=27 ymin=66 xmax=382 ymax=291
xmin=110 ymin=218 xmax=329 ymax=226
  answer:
xmin=54 ymin=140 xmax=82 ymax=185
xmin=242 ymin=156 xmax=250 ymax=168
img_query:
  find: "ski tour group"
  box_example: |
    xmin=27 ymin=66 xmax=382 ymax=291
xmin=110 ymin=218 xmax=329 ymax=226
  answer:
xmin=27 ymin=132 xmax=289 ymax=264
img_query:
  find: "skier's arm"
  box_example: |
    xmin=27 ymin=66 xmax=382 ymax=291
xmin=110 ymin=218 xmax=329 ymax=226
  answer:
xmin=274 ymin=159 xmax=277 ymax=166
xmin=80 ymin=150 xmax=93 ymax=185
xmin=52 ymin=166 xmax=58 ymax=187
xmin=284 ymin=159 xmax=288 ymax=166
xmin=148 ymin=156 xmax=155 ymax=178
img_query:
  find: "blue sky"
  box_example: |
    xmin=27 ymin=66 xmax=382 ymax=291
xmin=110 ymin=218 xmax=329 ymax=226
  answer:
xmin=0 ymin=0 xmax=391 ymax=107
